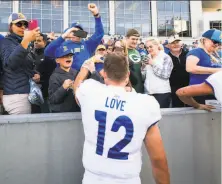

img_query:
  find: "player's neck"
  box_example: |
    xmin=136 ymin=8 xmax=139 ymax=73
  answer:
xmin=105 ymin=81 xmax=126 ymax=88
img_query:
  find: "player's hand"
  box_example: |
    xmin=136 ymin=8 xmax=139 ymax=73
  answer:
xmin=63 ymin=79 xmax=73 ymax=90
xmin=23 ymin=27 xmax=40 ymax=42
xmin=196 ymin=104 xmax=215 ymax=112
xmin=82 ymin=59 xmax=96 ymax=73
xmin=88 ymin=3 xmax=99 ymax=16
xmin=32 ymin=73 xmax=40 ymax=83
xmin=62 ymin=27 xmax=79 ymax=39
xmin=93 ymin=54 xmax=104 ymax=63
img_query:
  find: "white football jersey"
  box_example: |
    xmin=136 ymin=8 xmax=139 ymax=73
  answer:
xmin=205 ymin=71 xmax=222 ymax=104
xmin=76 ymin=79 xmax=161 ymax=183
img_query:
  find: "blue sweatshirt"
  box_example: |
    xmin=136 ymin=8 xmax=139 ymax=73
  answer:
xmin=44 ymin=17 xmax=104 ymax=71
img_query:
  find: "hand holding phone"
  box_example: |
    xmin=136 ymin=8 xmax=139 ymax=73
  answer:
xmin=73 ymin=30 xmax=88 ymax=38
xmin=24 ymin=27 xmax=40 ymax=42
xmin=28 ymin=19 xmax=38 ymax=30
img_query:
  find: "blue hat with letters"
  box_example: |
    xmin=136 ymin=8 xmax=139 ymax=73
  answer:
xmin=202 ymin=29 xmax=222 ymax=43
xmin=55 ymin=45 xmax=74 ymax=58
xmin=71 ymin=22 xmax=84 ymax=30
xmin=8 ymin=13 xmax=28 ymax=25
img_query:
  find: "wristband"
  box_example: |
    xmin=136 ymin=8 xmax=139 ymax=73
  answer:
xmin=94 ymin=13 xmax=99 ymax=17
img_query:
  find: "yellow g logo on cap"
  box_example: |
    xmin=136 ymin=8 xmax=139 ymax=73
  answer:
xmin=18 ymin=13 xmax=25 ymax=19
xmin=63 ymin=46 xmax=68 ymax=52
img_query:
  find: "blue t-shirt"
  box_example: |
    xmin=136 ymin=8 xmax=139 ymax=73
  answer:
xmin=187 ymin=48 xmax=222 ymax=85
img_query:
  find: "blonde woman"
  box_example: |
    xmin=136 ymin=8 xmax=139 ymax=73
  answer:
xmin=186 ymin=29 xmax=222 ymax=104
xmin=142 ymin=38 xmax=173 ymax=108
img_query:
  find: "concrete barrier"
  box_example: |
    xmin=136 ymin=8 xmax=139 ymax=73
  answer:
xmin=0 ymin=108 xmax=221 ymax=184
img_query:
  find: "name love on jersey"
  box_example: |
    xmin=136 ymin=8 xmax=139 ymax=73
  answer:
xmin=105 ymin=97 xmax=126 ymax=111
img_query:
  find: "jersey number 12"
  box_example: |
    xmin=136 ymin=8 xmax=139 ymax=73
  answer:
xmin=95 ymin=110 xmax=134 ymax=160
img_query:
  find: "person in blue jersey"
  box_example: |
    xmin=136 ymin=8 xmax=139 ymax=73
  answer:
xmin=44 ymin=3 xmax=104 ymax=72
xmin=186 ymin=29 xmax=222 ymax=104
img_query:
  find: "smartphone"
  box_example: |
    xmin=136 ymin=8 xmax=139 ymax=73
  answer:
xmin=28 ymin=19 xmax=38 ymax=30
xmin=73 ymin=30 xmax=88 ymax=38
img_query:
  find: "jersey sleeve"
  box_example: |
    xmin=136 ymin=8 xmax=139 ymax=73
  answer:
xmin=76 ymin=79 xmax=103 ymax=106
xmin=144 ymin=96 xmax=162 ymax=130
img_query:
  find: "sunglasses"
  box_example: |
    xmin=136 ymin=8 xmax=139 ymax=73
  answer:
xmin=98 ymin=49 xmax=105 ymax=51
xmin=211 ymin=40 xmax=220 ymax=45
xmin=15 ymin=22 xmax=28 ymax=28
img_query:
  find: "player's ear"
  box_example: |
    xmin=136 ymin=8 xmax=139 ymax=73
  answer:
xmin=103 ymin=71 xmax=108 ymax=80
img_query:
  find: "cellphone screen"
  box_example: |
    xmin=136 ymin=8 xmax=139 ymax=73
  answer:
xmin=28 ymin=20 xmax=38 ymax=30
xmin=73 ymin=30 xmax=88 ymax=38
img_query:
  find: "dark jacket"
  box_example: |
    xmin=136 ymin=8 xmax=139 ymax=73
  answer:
xmin=32 ymin=48 xmax=56 ymax=98
xmin=0 ymin=36 xmax=4 ymax=90
xmin=48 ymin=67 xmax=80 ymax=112
xmin=0 ymin=33 xmax=36 ymax=95
xmin=169 ymin=49 xmax=190 ymax=89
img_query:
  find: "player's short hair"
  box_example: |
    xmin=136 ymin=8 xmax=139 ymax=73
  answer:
xmin=104 ymin=53 xmax=129 ymax=83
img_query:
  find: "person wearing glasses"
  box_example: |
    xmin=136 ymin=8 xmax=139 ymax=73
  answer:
xmin=0 ymin=13 xmax=40 ymax=114
xmin=186 ymin=29 xmax=222 ymax=104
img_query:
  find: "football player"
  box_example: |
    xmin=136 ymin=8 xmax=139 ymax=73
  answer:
xmin=73 ymin=53 xmax=170 ymax=184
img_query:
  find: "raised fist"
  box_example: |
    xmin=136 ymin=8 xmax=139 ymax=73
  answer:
xmin=63 ymin=79 xmax=73 ymax=90
xmin=88 ymin=3 xmax=99 ymax=16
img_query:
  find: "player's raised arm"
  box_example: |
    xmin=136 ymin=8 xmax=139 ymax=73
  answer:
xmin=176 ymin=83 xmax=215 ymax=111
xmin=144 ymin=124 xmax=170 ymax=184
xmin=73 ymin=59 xmax=95 ymax=94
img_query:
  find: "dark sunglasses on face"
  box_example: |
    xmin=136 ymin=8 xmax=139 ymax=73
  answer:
xmin=211 ymin=40 xmax=220 ymax=45
xmin=15 ymin=22 xmax=28 ymax=28
xmin=98 ymin=49 xmax=105 ymax=51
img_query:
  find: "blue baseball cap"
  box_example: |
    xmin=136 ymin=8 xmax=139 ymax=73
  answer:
xmin=71 ymin=22 xmax=83 ymax=30
xmin=55 ymin=45 xmax=74 ymax=58
xmin=202 ymin=29 xmax=222 ymax=43
xmin=8 ymin=13 xmax=28 ymax=25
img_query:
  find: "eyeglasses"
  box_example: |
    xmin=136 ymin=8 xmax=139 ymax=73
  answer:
xmin=98 ymin=49 xmax=105 ymax=51
xmin=15 ymin=22 xmax=28 ymax=29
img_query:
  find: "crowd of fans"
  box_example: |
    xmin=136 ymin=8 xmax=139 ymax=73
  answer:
xmin=0 ymin=4 xmax=221 ymax=115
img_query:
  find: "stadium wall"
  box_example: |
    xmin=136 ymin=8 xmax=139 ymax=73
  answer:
xmin=0 ymin=108 xmax=221 ymax=184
